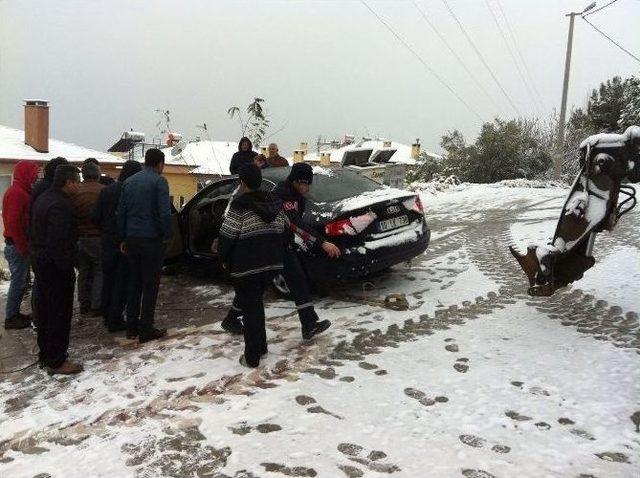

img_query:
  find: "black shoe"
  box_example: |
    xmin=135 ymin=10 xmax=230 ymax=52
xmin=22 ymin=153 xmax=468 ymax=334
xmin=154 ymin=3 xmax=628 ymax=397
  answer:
xmin=4 ymin=315 xmax=31 ymax=330
xmin=302 ymin=320 xmax=331 ymax=340
xmin=89 ymin=309 xmax=102 ymax=318
xmin=221 ymin=318 xmax=243 ymax=335
xmin=139 ymin=327 xmax=167 ymax=344
xmin=108 ymin=321 xmax=128 ymax=333
xmin=239 ymin=355 xmax=258 ymax=368
xmin=18 ymin=312 xmax=32 ymax=321
xmin=126 ymin=330 xmax=139 ymax=339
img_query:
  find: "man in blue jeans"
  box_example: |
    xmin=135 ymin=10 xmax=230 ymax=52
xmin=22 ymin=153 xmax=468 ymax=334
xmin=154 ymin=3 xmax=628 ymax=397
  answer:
xmin=2 ymin=161 xmax=39 ymax=329
xmin=117 ymin=148 xmax=171 ymax=343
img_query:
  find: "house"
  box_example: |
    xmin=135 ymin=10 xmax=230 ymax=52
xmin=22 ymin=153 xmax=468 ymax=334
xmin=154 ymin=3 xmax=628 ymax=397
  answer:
xmin=0 ymin=100 xmax=126 ymax=200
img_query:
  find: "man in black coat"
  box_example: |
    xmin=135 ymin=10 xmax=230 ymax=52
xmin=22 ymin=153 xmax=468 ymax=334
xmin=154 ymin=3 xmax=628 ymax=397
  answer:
xmin=93 ymin=160 xmax=142 ymax=332
xmin=229 ymin=137 xmax=258 ymax=175
xmin=30 ymin=165 xmax=83 ymax=375
xmin=273 ymin=163 xmax=340 ymax=339
xmin=31 ymin=156 xmax=69 ymax=206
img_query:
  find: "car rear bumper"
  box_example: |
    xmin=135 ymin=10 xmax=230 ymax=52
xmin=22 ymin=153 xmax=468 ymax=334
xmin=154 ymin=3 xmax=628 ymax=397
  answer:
xmin=302 ymin=226 xmax=430 ymax=280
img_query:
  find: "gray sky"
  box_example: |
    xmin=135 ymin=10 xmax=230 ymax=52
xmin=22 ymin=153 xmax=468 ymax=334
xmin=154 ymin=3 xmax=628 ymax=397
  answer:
xmin=1 ymin=0 xmax=638 ymax=155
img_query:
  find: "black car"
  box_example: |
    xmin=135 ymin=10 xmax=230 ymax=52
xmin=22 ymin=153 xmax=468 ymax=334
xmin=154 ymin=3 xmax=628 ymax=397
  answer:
xmin=165 ymin=167 xmax=430 ymax=294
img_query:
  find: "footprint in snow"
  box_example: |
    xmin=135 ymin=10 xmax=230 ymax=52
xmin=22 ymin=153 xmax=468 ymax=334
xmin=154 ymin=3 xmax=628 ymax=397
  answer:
xmin=261 ymin=462 xmax=317 ymax=477
xmin=337 ymin=443 xmax=400 ymax=474
xmin=461 ymin=469 xmax=497 ymax=478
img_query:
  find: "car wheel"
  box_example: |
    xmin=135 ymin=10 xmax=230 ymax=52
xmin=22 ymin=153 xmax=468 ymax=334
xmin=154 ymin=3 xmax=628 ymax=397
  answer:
xmin=272 ymin=273 xmax=292 ymax=299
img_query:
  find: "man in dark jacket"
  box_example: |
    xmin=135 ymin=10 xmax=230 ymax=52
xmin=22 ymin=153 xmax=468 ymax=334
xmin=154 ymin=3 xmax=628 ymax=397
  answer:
xmin=117 ymin=149 xmax=171 ymax=343
xmin=218 ymin=164 xmax=285 ymax=367
xmin=274 ymin=163 xmax=340 ymax=339
xmin=31 ymin=157 xmax=68 ymax=206
xmin=266 ymin=143 xmax=289 ymax=167
xmin=31 ymin=165 xmax=83 ymax=375
xmin=229 ymin=137 xmax=258 ymax=175
xmin=73 ymin=162 xmax=105 ymax=316
xmin=2 ymin=161 xmax=40 ymax=329
xmin=93 ymin=160 xmax=142 ymax=332
xmin=83 ymin=157 xmax=114 ymax=186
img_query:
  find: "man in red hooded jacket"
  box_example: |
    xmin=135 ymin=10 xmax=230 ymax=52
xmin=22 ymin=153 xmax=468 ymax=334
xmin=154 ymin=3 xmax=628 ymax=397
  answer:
xmin=2 ymin=160 xmax=40 ymax=329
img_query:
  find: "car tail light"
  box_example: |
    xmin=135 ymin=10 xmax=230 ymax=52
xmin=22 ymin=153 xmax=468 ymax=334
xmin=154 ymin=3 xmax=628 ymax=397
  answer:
xmin=325 ymin=218 xmax=355 ymax=236
xmin=403 ymin=196 xmax=424 ymax=214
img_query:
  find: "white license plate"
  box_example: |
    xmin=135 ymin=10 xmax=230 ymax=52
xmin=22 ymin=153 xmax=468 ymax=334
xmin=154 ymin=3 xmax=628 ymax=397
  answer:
xmin=378 ymin=215 xmax=409 ymax=232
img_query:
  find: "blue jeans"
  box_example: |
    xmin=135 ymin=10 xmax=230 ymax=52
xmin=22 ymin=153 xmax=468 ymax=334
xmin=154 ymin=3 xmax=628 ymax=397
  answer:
xmin=4 ymin=244 xmax=29 ymax=319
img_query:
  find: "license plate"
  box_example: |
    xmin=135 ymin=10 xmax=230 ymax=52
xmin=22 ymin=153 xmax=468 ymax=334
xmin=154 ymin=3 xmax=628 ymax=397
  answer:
xmin=378 ymin=215 xmax=409 ymax=232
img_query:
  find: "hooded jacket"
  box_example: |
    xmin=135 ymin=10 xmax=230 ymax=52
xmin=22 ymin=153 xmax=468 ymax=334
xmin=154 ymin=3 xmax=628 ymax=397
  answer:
xmin=229 ymin=137 xmax=258 ymax=175
xmin=218 ymin=191 xmax=285 ymax=278
xmin=2 ymin=161 xmax=40 ymax=255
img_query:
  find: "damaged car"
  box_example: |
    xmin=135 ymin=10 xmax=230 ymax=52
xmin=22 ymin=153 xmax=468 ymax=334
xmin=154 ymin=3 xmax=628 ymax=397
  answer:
xmin=165 ymin=167 xmax=430 ymax=293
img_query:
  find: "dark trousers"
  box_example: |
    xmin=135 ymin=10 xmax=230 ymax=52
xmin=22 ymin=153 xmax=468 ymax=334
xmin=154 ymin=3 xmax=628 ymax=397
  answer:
xmin=126 ymin=237 xmax=164 ymax=335
xmin=282 ymin=250 xmax=319 ymax=330
xmin=101 ymin=238 xmax=129 ymax=328
xmin=33 ymin=258 xmax=75 ymax=368
xmin=233 ymin=272 xmax=271 ymax=367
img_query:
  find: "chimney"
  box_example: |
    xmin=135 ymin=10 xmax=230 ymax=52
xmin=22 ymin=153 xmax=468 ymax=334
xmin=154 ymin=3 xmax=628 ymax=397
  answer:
xmin=383 ymin=140 xmax=392 ymax=148
xmin=24 ymin=99 xmax=49 ymax=153
xmin=299 ymin=141 xmax=308 ymax=154
xmin=411 ymin=138 xmax=421 ymax=160
xmin=320 ymin=152 xmax=331 ymax=166
xmin=293 ymin=150 xmax=305 ymax=163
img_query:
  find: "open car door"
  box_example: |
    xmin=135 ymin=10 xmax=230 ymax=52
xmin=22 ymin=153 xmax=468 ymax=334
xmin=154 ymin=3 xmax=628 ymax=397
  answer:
xmin=164 ymin=204 xmax=185 ymax=261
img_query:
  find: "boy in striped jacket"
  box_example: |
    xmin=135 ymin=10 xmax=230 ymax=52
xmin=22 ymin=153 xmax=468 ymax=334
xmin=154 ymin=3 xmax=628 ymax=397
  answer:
xmin=218 ymin=164 xmax=285 ymax=367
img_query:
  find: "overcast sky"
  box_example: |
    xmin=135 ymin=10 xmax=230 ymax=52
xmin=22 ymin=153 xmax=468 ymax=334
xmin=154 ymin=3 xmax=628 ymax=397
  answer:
xmin=0 ymin=0 xmax=638 ymax=155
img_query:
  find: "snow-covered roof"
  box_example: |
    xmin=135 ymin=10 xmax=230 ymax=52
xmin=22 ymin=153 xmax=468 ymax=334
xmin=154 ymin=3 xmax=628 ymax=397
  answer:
xmin=298 ymin=140 xmax=442 ymax=166
xmin=162 ymin=140 xmax=240 ymax=175
xmin=0 ymin=124 xmax=124 ymax=164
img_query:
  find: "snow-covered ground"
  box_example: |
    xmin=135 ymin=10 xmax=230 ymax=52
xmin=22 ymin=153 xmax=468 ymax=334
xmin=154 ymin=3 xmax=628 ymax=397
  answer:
xmin=1 ymin=183 xmax=638 ymax=478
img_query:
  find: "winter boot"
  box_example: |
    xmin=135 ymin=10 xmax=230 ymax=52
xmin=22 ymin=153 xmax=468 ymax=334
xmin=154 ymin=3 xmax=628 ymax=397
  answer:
xmin=47 ymin=361 xmax=84 ymax=375
xmin=302 ymin=319 xmax=331 ymax=340
xmin=4 ymin=315 xmax=31 ymax=330
xmin=139 ymin=327 xmax=167 ymax=344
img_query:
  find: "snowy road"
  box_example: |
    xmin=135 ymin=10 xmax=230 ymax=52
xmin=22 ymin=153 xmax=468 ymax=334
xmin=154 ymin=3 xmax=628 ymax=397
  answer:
xmin=1 ymin=183 xmax=639 ymax=478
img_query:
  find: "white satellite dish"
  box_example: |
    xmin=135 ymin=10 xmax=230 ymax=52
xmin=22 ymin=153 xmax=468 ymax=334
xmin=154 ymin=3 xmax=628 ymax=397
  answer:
xmin=171 ymin=141 xmax=186 ymax=156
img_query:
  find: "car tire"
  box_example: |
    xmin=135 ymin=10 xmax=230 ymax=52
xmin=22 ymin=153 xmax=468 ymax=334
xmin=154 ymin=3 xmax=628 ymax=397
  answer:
xmin=272 ymin=273 xmax=292 ymax=300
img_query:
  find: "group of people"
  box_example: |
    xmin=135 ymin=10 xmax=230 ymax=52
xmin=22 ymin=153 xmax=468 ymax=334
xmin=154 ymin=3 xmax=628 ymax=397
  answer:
xmin=2 ymin=137 xmax=342 ymax=373
xmin=3 ymin=149 xmax=171 ymax=375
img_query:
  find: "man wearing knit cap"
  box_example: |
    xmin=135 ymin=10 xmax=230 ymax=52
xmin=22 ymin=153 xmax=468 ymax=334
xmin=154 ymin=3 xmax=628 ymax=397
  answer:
xmin=274 ymin=163 xmax=340 ymax=340
xmin=218 ymin=163 xmax=286 ymax=367
xmin=73 ymin=161 xmax=105 ymax=317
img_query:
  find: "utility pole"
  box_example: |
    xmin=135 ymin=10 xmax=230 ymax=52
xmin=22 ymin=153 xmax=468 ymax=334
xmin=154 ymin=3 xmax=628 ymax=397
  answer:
xmin=555 ymin=2 xmax=597 ymax=178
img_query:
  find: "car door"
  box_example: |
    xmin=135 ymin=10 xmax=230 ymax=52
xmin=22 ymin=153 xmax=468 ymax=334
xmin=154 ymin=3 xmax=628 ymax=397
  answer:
xmin=164 ymin=203 xmax=185 ymax=260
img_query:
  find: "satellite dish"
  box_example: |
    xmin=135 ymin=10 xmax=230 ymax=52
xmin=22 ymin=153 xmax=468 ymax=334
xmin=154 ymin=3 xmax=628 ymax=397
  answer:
xmin=171 ymin=141 xmax=186 ymax=156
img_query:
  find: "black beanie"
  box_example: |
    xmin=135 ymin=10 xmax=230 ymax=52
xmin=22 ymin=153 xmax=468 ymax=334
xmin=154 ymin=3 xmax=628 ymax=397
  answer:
xmin=288 ymin=163 xmax=313 ymax=184
xmin=239 ymin=163 xmax=262 ymax=190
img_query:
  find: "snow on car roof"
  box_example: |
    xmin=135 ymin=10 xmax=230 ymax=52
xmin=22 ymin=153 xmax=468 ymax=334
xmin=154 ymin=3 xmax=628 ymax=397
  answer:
xmin=332 ymin=187 xmax=414 ymax=212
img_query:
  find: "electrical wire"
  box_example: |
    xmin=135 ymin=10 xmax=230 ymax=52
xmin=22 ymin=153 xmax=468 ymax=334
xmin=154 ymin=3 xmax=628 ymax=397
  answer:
xmin=411 ymin=0 xmax=501 ymax=111
xmin=583 ymin=0 xmax=620 ymax=17
xmin=440 ymin=0 xmax=522 ymax=117
xmin=581 ymin=16 xmax=640 ymax=64
xmin=494 ymin=0 xmax=546 ymax=110
xmin=359 ymin=0 xmax=485 ymax=122
xmin=483 ymin=0 xmax=542 ymax=114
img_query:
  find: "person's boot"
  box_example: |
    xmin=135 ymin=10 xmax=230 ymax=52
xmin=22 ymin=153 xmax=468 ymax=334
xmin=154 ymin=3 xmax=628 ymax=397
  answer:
xmin=302 ymin=319 xmax=331 ymax=340
xmin=46 ymin=361 xmax=84 ymax=375
xmin=139 ymin=327 xmax=167 ymax=344
xmin=221 ymin=316 xmax=243 ymax=335
xmin=239 ymin=355 xmax=258 ymax=368
xmin=4 ymin=315 xmax=31 ymax=330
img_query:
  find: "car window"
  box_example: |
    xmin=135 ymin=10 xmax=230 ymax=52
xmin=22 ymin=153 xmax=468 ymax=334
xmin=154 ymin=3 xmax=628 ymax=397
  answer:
xmin=307 ymin=169 xmax=383 ymax=203
xmin=194 ymin=179 xmax=239 ymax=207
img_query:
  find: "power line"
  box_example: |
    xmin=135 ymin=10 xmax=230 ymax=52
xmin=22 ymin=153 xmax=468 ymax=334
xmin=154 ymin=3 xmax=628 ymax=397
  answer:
xmin=494 ymin=0 xmax=546 ymax=110
xmin=583 ymin=0 xmax=620 ymax=17
xmin=483 ymin=0 xmax=542 ymax=114
xmin=412 ymin=0 xmax=502 ymax=111
xmin=581 ymin=16 xmax=640 ymax=63
xmin=440 ymin=0 xmax=522 ymax=117
xmin=359 ymin=0 xmax=485 ymax=121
